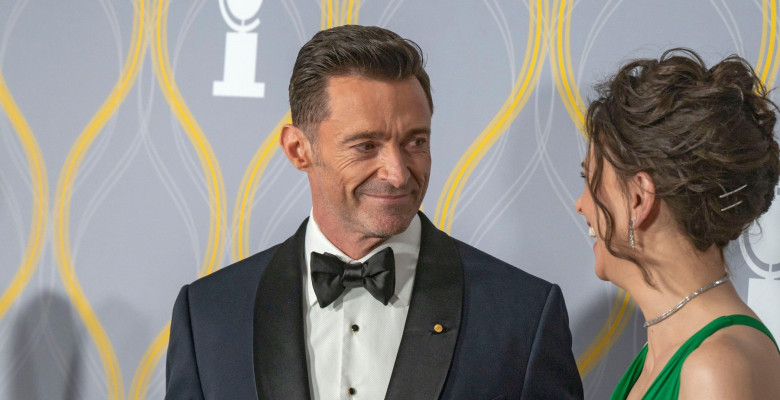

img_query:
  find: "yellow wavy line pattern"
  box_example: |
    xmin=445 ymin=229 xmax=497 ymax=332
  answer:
xmin=129 ymin=0 xmax=231 ymax=397
xmin=338 ymin=0 xmax=358 ymax=26
xmin=757 ymin=0 xmax=769 ymax=76
xmin=152 ymin=0 xmax=227 ymax=280
xmin=129 ymin=322 xmax=170 ymax=400
xmin=320 ymin=0 xmax=359 ymax=31
xmin=232 ymin=0 xmax=360 ymax=262
xmin=576 ymin=289 xmax=634 ymax=377
xmin=52 ymin=1 xmax=148 ymax=399
xmin=0 ymin=71 xmax=49 ymax=322
xmin=550 ymin=0 xmax=586 ymax=132
xmin=322 ymin=0 xmax=331 ymax=30
xmin=757 ymin=0 xmax=779 ymax=88
xmin=339 ymin=0 xmax=348 ymax=26
xmin=231 ymin=111 xmax=291 ymax=261
xmin=548 ymin=0 xmax=637 ymax=377
xmin=433 ymin=0 xmax=548 ymax=233
xmin=767 ymin=2 xmax=779 ymax=98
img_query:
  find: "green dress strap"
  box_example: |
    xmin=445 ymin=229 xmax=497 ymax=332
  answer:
xmin=609 ymin=314 xmax=778 ymax=400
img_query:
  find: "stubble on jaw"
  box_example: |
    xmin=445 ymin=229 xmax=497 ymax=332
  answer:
xmin=354 ymin=176 xmax=427 ymax=239
xmin=360 ymin=210 xmax=416 ymax=239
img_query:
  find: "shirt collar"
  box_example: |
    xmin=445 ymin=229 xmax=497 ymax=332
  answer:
xmin=304 ymin=211 xmax=421 ymax=309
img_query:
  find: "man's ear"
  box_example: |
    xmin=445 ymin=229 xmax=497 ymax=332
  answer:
xmin=630 ymin=171 xmax=657 ymax=229
xmin=280 ymin=124 xmax=313 ymax=171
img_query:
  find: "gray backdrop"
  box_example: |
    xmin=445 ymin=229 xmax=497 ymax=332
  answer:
xmin=1 ymin=0 xmax=779 ymax=399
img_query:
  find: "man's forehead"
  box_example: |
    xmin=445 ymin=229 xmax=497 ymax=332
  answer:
xmin=325 ymin=72 xmax=409 ymax=84
xmin=324 ymin=76 xmax=430 ymax=114
xmin=324 ymin=74 xmax=421 ymax=93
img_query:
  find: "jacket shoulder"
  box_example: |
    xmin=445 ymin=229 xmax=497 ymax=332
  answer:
xmin=452 ymin=238 xmax=553 ymax=292
xmin=440 ymin=238 xmax=581 ymax=399
xmin=168 ymin=245 xmax=283 ymax=399
xmin=187 ymin=244 xmax=281 ymax=296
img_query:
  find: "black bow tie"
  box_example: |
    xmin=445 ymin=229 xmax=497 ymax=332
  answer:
xmin=310 ymin=247 xmax=396 ymax=308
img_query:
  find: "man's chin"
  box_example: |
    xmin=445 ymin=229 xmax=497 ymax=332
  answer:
xmin=363 ymin=212 xmax=416 ymax=238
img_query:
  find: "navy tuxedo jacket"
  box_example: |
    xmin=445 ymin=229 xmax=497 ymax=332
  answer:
xmin=165 ymin=213 xmax=583 ymax=399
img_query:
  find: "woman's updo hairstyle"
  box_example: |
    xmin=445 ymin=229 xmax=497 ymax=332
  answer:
xmin=586 ymin=48 xmax=780 ymax=268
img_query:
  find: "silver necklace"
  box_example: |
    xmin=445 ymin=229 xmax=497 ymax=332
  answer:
xmin=643 ymin=275 xmax=730 ymax=328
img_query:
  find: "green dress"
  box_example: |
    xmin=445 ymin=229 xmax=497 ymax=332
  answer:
xmin=610 ymin=315 xmax=779 ymax=400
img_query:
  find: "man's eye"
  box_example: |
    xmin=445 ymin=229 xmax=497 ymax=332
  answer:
xmin=409 ymin=137 xmax=427 ymax=147
xmin=354 ymin=142 xmax=376 ymax=152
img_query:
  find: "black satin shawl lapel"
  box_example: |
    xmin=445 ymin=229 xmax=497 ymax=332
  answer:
xmin=385 ymin=212 xmax=464 ymax=400
xmin=253 ymin=219 xmax=311 ymax=400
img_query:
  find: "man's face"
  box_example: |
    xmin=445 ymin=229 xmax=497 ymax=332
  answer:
xmin=306 ymin=75 xmax=432 ymax=242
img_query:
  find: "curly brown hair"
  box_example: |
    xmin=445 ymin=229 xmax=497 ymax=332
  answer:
xmin=586 ymin=48 xmax=780 ymax=283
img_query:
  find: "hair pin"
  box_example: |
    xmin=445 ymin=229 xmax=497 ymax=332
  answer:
xmin=719 ymin=184 xmax=747 ymax=212
xmin=719 ymin=184 xmax=747 ymax=198
xmin=720 ymin=200 xmax=743 ymax=212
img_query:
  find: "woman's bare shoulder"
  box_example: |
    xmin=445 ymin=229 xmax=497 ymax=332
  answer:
xmin=678 ymin=325 xmax=780 ymax=399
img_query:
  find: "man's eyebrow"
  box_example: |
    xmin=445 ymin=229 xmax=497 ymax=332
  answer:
xmin=341 ymin=128 xmax=431 ymax=144
xmin=407 ymin=128 xmax=431 ymax=136
xmin=341 ymin=131 xmax=381 ymax=144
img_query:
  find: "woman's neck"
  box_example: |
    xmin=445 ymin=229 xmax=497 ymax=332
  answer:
xmin=623 ymin=231 xmax=749 ymax=358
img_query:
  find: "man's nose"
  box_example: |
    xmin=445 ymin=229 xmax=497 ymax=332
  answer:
xmin=377 ymin=145 xmax=410 ymax=187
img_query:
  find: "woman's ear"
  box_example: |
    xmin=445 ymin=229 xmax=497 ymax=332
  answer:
xmin=630 ymin=171 xmax=657 ymax=228
xmin=280 ymin=124 xmax=313 ymax=171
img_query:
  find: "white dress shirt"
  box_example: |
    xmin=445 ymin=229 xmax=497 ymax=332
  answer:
xmin=303 ymin=212 xmax=421 ymax=400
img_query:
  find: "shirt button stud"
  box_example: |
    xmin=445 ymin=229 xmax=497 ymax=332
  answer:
xmin=351 ymin=324 xmax=359 ymax=332
xmin=348 ymin=387 xmax=357 ymax=395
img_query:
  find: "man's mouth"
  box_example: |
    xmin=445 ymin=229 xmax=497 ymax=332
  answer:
xmin=365 ymin=192 xmax=411 ymax=198
xmin=363 ymin=193 xmax=412 ymax=204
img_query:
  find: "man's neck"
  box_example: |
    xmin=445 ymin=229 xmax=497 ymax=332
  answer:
xmin=309 ymin=215 xmax=388 ymax=260
xmin=321 ymin=230 xmax=387 ymax=260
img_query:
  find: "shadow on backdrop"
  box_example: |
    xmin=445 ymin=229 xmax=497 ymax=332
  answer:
xmin=10 ymin=291 xmax=83 ymax=400
xmin=572 ymin=294 xmax=646 ymax=400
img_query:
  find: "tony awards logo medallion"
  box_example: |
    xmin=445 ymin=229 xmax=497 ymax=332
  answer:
xmin=213 ymin=0 xmax=265 ymax=98
xmin=740 ymin=184 xmax=780 ymax=337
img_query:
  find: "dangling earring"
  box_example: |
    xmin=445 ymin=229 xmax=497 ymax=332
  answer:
xmin=628 ymin=217 xmax=636 ymax=250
